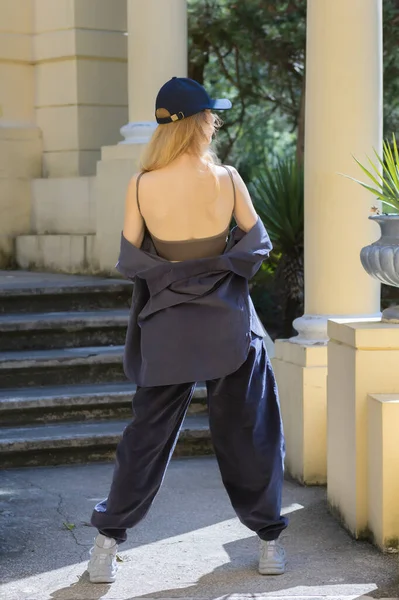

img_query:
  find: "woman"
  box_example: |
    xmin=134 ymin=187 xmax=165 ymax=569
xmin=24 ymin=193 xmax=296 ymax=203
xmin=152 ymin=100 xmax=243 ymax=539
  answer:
xmin=88 ymin=77 xmax=287 ymax=583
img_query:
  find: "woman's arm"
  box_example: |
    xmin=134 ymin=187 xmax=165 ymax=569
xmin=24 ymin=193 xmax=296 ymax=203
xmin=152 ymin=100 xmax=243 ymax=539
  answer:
xmin=122 ymin=174 xmax=146 ymax=248
xmin=228 ymin=167 xmax=258 ymax=232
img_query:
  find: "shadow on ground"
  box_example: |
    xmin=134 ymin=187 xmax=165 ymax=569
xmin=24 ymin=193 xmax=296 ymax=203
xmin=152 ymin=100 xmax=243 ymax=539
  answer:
xmin=0 ymin=459 xmax=398 ymax=600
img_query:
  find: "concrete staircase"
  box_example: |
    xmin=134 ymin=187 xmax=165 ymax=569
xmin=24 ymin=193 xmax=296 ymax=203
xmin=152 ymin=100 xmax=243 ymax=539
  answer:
xmin=0 ymin=271 xmax=211 ymax=468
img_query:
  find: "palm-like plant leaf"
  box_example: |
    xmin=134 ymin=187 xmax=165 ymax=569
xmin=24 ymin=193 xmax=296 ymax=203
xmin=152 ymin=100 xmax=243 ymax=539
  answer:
xmin=249 ymin=158 xmax=304 ymax=253
xmin=343 ymin=133 xmax=399 ymax=211
xmin=249 ymin=157 xmax=304 ymax=332
xmin=370 ymin=151 xmax=397 ymax=198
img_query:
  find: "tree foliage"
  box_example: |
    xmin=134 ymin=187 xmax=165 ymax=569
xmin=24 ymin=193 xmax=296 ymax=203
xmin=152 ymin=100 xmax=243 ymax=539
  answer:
xmin=384 ymin=0 xmax=399 ymax=137
xmin=250 ymin=157 xmax=304 ymax=336
xmin=188 ymin=0 xmax=399 ymax=171
xmin=187 ymin=0 xmax=399 ymax=333
xmin=188 ymin=0 xmax=306 ymax=169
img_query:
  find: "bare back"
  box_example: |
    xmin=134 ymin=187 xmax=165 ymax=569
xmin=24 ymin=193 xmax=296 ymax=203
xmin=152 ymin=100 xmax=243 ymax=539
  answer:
xmin=122 ymin=156 xmax=258 ymax=254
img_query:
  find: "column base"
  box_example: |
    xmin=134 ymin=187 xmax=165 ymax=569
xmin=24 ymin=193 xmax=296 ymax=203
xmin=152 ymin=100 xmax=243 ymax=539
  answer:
xmin=0 ymin=236 xmax=15 ymax=269
xmin=275 ymin=312 xmax=382 ymax=486
xmin=292 ymin=313 xmax=381 ymax=344
xmin=382 ymin=305 xmax=399 ymax=323
xmin=273 ymin=339 xmax=328 ymax=485
xmin=95 ymin=143 xmax=143 ymax=272
xmin=0 ymin=124 xmax=42 ymax=267
xmin=119 ymin=121 xmax=157 ymax=145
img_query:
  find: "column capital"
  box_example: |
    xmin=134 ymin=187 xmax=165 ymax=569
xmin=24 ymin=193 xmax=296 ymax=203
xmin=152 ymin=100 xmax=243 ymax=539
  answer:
xmin=291 ymin=313 xmax=381 ymax=345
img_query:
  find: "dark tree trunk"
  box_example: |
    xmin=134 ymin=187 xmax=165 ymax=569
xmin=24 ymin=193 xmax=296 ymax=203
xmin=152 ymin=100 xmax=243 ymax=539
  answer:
xmin=188 ymin=37 xmax=210 ymax=85
xmin=296 ymin=72 xmax=306 ymax=166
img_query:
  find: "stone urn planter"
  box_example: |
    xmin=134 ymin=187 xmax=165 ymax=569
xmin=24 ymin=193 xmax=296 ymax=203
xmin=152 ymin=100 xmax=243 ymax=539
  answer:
xmin=345 ymin=134 xmax=399 ymax=322
xmin=361 ymin=214 xmax=399 ymax=322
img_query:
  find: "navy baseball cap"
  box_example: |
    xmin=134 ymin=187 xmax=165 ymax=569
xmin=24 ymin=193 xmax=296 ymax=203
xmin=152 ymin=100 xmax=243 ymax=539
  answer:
xmin=155 ymin=77 xmax=232 ymax=124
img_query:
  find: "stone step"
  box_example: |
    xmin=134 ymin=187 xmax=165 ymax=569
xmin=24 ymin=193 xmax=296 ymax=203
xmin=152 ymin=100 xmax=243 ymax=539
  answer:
xmin=0 ymin=309 xmax=130 ymax=351
xmin=0 ymin=345 xmax=126 ymax=388
xmin=0 ymin=382 xmax=208 ymax=425
xmin=0 ymin=416 xmax=212 ymax=467
xmin=0 ymin=271 xmax=132 ymax=314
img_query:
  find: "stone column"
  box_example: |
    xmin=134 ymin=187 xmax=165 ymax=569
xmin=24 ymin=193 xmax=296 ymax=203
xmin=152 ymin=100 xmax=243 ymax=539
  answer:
xmin=96 ymin=0 xmax=188 ymax=271
xmin=273 ymin=0 xmax=382 ymax=483
xmin=34 ymin=0 xmax=128 ymax=177
xmin=120 ymin=0 xmax=187 ymax=144
xmin=0 ymin=0 xmax=42 ymax=267
xmin=14 ymin=0 xmax=128 ymax=275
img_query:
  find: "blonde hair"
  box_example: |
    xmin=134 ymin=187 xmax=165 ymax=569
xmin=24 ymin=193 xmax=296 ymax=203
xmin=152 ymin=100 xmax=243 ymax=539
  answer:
xmin=140 ymin=110 xmax=222 ymax=172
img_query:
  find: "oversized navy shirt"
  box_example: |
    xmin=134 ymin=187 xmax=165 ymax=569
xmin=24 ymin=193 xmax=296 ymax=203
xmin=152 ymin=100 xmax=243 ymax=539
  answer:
xmin=116 ymin=218 xmax=272 ymax=387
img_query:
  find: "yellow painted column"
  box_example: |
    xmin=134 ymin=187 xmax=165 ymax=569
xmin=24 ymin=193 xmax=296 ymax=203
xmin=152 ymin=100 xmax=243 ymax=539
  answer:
xmin=0 ymin=0 xmax=42 ymax=267
xmin=120 ymin=0 xmax=187 ymax=143
xmin=13 ymin=0 xmax=128 ymax=273
xmin=0 ymin=0 xmax=34 ymax=124
xmin=96 ymin=0 xmax=188 ymax=271
xmin=302 ymin=0 xmax=381 ymax=321
xmin=273 ymin=0 xmax=382 ymax=484
xmin=34 ymin=0 xmax=128 ymax=177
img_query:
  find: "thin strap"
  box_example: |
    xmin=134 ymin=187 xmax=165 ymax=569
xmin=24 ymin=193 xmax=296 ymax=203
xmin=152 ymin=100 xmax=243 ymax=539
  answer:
xmin=222 ymin=165 xmax=236 ymax=208
xmin=136 ymin=172 xmax=145 ymax=215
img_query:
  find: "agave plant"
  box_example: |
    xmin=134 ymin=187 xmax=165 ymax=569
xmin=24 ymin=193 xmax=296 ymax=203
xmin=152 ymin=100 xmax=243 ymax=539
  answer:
xmin=249 ymin=157 xmax=304 ymax=336
xmin=346 ymin=133 xmax=399 ymax=213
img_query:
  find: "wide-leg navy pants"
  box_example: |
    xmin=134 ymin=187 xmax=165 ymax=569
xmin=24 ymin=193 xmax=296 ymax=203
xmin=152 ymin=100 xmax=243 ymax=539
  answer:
xmin=91 ymin=335 xmax=288 ymax=543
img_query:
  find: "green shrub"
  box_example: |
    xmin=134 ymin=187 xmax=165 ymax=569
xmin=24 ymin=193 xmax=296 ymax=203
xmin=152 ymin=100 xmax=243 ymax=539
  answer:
xmin=250 ymin=157 xmax=304 ymax=337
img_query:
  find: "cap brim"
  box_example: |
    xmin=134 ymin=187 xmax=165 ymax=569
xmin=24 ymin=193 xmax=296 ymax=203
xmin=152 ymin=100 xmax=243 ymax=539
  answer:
xmin=210 ymin=98 xmax=232 ymax=111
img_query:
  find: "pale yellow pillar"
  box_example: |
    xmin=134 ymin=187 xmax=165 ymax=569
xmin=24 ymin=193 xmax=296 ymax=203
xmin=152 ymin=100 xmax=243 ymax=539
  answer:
xmin=120 ymin=0 xmax=187 ymax=143
xmin=0 ymin=0 xmax=34 ymax=124
xmin=96 ymin=0 xmax=188 ymax=271
xmin=0 ymin=0 xmax=42 ymax=267
xmin=303 ymin=0 xmax=381 ymax=320
xmin=14 ymin=0 xmax=127 ymax=273
xmin=34 ymin=0 xmax=128 ymax=177
xmin=273 ymin=0 xmax=382 ymax=484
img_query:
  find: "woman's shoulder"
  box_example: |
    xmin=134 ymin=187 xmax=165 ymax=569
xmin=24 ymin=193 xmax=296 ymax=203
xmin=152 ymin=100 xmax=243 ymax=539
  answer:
xmin=215 ymin=164 xmax=249 ymax=190
xmin=127 ymin=171 xmax=142 ymax=187
xmin=214 ymin=163 xmax=238 ymax=176
xmin=126 ymin=170 xmax=155 ymax=193
xmin=216 ymin=164 xmax=248 ymax=187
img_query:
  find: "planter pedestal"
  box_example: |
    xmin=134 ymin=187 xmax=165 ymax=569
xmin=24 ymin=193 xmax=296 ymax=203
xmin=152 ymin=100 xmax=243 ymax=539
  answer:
xmin=327 ymin=318 xmax=399 ymax=543
xmin=273 ymin=340 xmax=328 ymax=485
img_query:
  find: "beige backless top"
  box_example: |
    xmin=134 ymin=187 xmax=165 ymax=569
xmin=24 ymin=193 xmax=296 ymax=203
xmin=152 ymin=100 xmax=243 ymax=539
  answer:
xmin=136 ymin=165 xmax=235 ymax=262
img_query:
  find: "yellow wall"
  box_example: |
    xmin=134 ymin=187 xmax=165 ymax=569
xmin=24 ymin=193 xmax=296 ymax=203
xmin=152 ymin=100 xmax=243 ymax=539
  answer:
xmin=0 ymin=0 xmax=42 ymax=267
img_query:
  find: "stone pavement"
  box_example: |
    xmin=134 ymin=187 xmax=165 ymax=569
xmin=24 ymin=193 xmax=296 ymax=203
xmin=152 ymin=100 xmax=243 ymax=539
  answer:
xmin=0 ymin=457 xmax=398 ymax=600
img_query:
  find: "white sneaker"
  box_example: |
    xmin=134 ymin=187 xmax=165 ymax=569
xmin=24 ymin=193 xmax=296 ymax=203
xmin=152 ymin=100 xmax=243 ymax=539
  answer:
xmin=258 ymin=539 xmax=286 ymax=575
xmin=88 ymin=533 xmax=119 ymax=583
